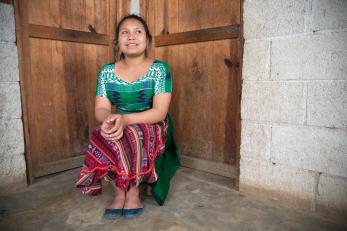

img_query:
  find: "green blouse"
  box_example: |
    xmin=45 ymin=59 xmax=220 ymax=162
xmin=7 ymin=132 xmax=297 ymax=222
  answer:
xmin=96 ymin=60 xmax=172 ymax=114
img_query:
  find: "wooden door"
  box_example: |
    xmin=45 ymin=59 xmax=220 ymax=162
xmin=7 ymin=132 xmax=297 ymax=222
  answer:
xmin=141 ymin=0 xmax=243 ymax=178
xmin=14 ymin=0 xmax=118 ymax=182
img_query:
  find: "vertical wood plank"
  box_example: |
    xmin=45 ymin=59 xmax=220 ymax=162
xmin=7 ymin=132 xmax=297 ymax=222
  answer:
xmin=167 ymin=0 xmax=179 ymax=34
xmin=153 ymin=0 xmax=167 ymax=61
xmin=108 ymin=0 xmax=117 ymax=61
xmin=235 ymin=0 xmax=244 ymax=184
xmin=85 ymin=0 xmax=95 ymax=32
xmin=29 ymin=38 xmax=56 ymax=164
xmin=28 ymin=0 xmax=52 ymax=26
xmin=14 ymin=0 xmax=33 ymax=183
xmin=51 ymin=40 xmax=71 ymax=159
xmin=116 ymin=0 xmax=130 ymax=21
xmin=84 ymin=44 xmax=97 ymax=134
xmin=93 ymin=0 xmax=108 ymax=34
xmin=49 ymin=0 xmax=61 ymax=27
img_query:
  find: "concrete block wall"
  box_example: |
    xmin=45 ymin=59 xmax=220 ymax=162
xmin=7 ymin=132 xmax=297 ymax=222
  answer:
xmin=0 ymin=3 xmax=27 ymax=191
xmin=240 ymin=0 xmax=347 ymax=219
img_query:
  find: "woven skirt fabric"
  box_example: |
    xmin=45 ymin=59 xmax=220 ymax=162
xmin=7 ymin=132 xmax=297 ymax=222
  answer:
xmin=75 ymin=120 xmax=168 ymax=195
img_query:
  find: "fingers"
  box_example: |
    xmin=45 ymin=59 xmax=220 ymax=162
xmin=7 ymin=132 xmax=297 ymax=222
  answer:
xmin=103 ymin=118 xmax=121 ymax=134
xmin=112 ymin=130 xmax=124 ymax=141
xmin=106 ymin=124 xmax=118 ymax=134
xmin=113 ymin=117 xmax=123 ymax=131
xmin=105 ymin=115 xmax=125 ymax=134
xmin=100 ymin=130 xmax=110 ymax=140
xmin=101 ymin=120 xmax=112 ymax=133
xmin=113 ymin=127 xmax=123 ymax=138
xmin=105 ymin=114 xmax=119 ymax=124
xmin=100 ymin=127 xmax=124 ymax=141
xmin=100 ymin=114 xmax=126 ymax=141
xmin=101 ymin=116 xmax=116 ymax=133
xmin=108 ymin=126 xmax=124 ymax=140
xmin=105 ymin=132 xmax=124 ymax=142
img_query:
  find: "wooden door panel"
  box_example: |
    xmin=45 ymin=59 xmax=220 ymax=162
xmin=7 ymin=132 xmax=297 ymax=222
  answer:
xmin=169 ymin=40 xmax=233 ymax=164
xmin=177 ymin=0 xmax=240 ymax=32
xmin=28 ymin=0 xmax=109 ymax=33
xmin=142 ymin=0 xmax=242 ymax=176
xmin=29 ymin=38 xmax=110 ymax=174
xmin=15 ymin=0 xmax=117 ymax=181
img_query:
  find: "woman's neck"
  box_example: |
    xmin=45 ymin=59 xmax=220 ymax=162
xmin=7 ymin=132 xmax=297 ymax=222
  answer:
xmin=122 ymin=55 xmax=147 ymax=67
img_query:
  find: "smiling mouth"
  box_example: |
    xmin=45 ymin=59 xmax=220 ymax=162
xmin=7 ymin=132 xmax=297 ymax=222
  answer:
xmin=126 ymin=43 xmax=138 ymax=47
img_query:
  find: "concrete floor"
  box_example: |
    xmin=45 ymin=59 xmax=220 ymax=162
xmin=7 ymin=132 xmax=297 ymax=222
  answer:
xmin=0 ymin=167 xmax=345 ymax=231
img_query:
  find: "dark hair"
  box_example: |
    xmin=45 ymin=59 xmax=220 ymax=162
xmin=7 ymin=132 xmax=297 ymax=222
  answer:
xmin=114 ymin=14 xmax=152 ymax=60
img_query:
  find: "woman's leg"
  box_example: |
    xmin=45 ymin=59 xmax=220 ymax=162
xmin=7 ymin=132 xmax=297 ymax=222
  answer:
xmin=107 ymin=183 xmax=126 ymax=209
xmin=124 ymin=185 xmax=143 ymax=209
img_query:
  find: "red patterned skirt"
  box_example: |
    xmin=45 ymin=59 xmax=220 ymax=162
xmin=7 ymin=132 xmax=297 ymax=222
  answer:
xmin=75 ymin=120 xmax=168 ymax=195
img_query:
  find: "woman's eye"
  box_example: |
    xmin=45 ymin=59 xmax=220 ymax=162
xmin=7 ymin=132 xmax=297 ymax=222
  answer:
xmin=121 ymin=31 xmax=128 ymax=34
xmin=136 ymin=30 xmax=143 ymax=34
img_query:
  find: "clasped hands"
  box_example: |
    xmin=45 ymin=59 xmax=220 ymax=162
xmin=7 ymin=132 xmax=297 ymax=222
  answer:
xmin=100 ymin=114 xmax=127 ymax=141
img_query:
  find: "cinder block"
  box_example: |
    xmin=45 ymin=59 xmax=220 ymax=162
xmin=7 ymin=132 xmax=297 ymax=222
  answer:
xmin=242 ymin=40 xmax=270 ymax=80
xmin=308 ymin=0 xmax=347 ymax=31
xmin=307 ymin=81 xmax=347 ymax=128
xmin=317 ymin=174 xmax=347 ymax=212
xmin=0 ymin=119 xmax=25 ymax=156
xmin=244 ymin=0 xmax=306 ymax=39
xmin=240 ymin=157 xmax=315 ymax=200
xmin=0 ymin=42 xmax=19 ymax=82
xmin=0 ymin=82 xmax=22 ymax=119
xmin=0 ymin=153 xmax=26 ymax=186
xmin=241 ymin=81 xmax=306 ymax=124
xmin=240 ymin=122 xmax=271 ymax=161
xmin=271 ymin=31 xmax=347 ymax=80
xmin=0 ymin=3 xmax=16 ymax=43
xmin=271 ymin=125 xmax=347 ymax=178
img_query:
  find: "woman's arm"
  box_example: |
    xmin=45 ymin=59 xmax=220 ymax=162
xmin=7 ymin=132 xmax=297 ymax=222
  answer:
xmin=104 ymin=93 xmax=171 ymax=141
xmin=95 ymin=96 xmax=112 ymax=123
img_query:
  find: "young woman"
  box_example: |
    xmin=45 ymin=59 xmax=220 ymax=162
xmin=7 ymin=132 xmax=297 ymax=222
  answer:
xmin=75 ymin=14 xmax=179 ymax=219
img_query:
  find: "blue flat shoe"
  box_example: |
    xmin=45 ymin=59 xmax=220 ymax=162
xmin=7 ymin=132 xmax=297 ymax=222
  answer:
xmin=104 ymin=208 xmax=123 ymax=219
xmin=122 ymin=208 xmax=143 ymax=219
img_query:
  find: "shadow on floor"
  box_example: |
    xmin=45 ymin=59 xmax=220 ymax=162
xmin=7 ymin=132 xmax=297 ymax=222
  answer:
xmin=0 ymin=167 xmax=346 ymax=231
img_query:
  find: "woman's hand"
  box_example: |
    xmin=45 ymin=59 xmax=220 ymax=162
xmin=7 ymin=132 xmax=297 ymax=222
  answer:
xmin=100 ymin=114 xmax=128 ymax=141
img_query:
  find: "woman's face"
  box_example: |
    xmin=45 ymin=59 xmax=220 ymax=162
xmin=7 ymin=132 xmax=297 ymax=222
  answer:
xmin=118 ymin=19 xmax=148 ymax=58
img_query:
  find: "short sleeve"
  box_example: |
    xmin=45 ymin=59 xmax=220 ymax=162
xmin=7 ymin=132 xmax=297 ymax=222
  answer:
xmin=96 ymin=65 xmax=107 ymax=97
xmin=154 ymin=62 xmax=173 ymax=95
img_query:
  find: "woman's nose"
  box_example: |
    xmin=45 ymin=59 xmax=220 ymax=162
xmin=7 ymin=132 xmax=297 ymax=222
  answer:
xmin=127 ymin=32 xmax=136 ymax=40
